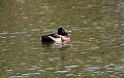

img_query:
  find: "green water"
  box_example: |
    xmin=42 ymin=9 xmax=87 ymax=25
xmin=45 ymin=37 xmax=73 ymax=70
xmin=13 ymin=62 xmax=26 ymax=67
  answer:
xmin=0 ymin=0 xmax=124 ymax=78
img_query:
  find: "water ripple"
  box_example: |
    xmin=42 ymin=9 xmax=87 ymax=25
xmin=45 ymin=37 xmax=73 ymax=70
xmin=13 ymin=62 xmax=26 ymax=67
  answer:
xmin=66 ymin=74 xmax=73 ymax=76
xmin=114 ymin=66 xmax=124 ymax=71
xmin=56 ymin=70 xmax=69 ymax=73
xmin=0 ymin=31 xmax=8 ymax=34
xmin=84 ymin=66 xmax=99 ymax=72
xmin=6 ymin=70 xmax=13 ymax=73
xmin=26 ymin=66 xmax=40 ymax=71
xmin=22 ymin=74 xmax=28 ymax=76
xmin=9 ymin=76 xmax=23 ymax=78
xmin=1 ymin=36 xmax=7 ymax=39
xmin=45 ymin=68 xmax=54 ymax=70
xmin=65 ymin=65 xmax=78 ymax=69
xmin=48 ymin=57 xmax=58 ymax=62
xmin=31 ymin=29 xmax=41 ymax=32
xmin=37 ymin=70 xmax=45 ymax=73
xmin=107 ymin=68 xmax=114 ymax=72
xmin=10 ymin=36 xmax=16 ymax=38
xmin=2 ymin=49 xmax=7 ymax=52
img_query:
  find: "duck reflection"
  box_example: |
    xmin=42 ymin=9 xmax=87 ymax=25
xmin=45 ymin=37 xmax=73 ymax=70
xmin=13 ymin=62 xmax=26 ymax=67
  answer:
xmin=41 ymin=41 xmax=70 ymax=50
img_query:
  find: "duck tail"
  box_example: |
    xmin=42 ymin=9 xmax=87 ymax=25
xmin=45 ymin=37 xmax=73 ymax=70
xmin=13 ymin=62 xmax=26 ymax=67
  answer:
xmin=39 ymin=36 xmax=42 ymax=41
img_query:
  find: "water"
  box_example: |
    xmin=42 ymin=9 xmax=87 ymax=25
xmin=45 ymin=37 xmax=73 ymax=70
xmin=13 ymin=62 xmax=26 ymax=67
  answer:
xmin=0 ymin=0 xmax=124 ymax=78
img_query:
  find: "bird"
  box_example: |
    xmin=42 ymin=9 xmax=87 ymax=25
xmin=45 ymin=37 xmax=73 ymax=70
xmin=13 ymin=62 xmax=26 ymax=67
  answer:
xmin=40 ymin=27 xmax=70 ymax=42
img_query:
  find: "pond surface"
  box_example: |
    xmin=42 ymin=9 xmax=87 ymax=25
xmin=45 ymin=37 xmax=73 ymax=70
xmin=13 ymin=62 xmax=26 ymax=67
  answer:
xmin=0 ymin=0 xmax=124 ymax=78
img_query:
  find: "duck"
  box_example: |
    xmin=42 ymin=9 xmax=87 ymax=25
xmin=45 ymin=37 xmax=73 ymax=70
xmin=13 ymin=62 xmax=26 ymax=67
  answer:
xmin=40 ymin=27 xmax=70 ymax=42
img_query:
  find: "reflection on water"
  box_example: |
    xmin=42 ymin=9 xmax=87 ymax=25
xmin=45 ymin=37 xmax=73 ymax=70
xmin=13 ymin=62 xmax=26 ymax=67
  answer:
xmin=0 ymin=0 xmax=124 ymax=78
xmin=41 ymin=41 xmax=70 ymax=50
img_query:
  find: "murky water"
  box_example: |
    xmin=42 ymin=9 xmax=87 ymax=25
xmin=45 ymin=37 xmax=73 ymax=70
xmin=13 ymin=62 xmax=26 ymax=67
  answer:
xmin=0 ymin=0 xmax=124 ymax=78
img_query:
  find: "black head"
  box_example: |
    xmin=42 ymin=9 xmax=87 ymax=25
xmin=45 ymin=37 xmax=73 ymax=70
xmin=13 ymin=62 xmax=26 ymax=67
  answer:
xmin=57 ymin=27 xmax=69 ymax=36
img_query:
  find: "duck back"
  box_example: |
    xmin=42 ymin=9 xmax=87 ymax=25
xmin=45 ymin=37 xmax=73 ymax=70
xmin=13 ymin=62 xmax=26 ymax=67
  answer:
xmin=40 ymin=33 xmax=56 ymax=42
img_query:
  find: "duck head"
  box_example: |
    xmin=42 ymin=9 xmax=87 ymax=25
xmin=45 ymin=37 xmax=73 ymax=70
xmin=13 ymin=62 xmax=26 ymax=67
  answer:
xmin=57 ymin=27 xmax=69 ymax=36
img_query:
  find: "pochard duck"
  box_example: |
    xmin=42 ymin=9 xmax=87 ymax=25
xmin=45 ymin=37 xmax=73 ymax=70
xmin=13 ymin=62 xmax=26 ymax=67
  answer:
xmin=40 ymin=27 xmax=70 ymax=42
